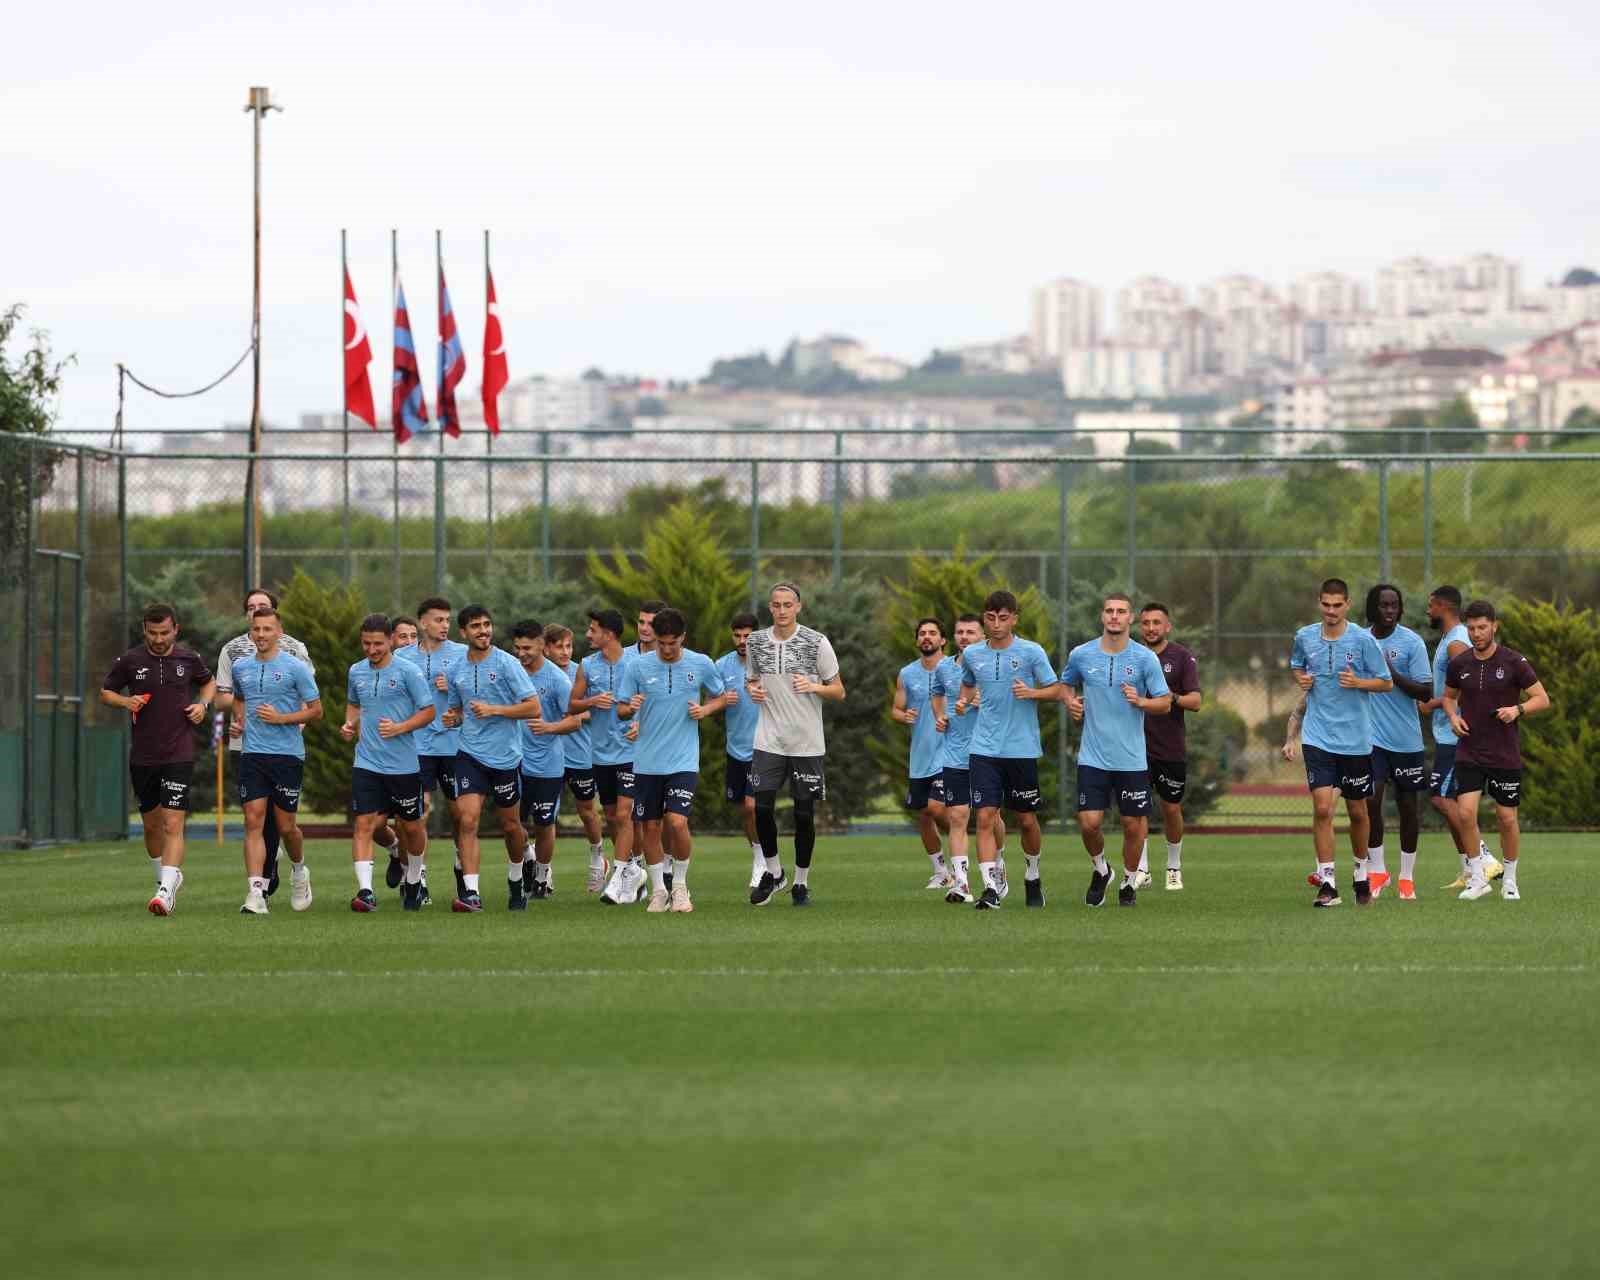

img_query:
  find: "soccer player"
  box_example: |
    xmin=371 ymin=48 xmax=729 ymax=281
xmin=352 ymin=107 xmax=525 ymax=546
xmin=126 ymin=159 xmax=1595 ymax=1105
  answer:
xmin=1060 ymin=594 xmax=1172 ymax=908
xmin=574 ymin=609 xmax=644 ymax=905
xmin=234 ymin=607 xmax=322 ymax=915
xmin=1135 ymin=602 xmax=1201 ymax=891
xmin=544 ymin=623 xmax=610 ymax=891
xmin=954 ymin=590 xmax=1056 ymax=911
xmin=715 ymin=612 xmax=765 ymax=889
xmin=338 ymin=614 xmax=434 ymax=912
xmin=390 ymin=616 xmax=419 ymax=649
xmin=100 ymin=602 xmax=216 ymax=915
xmin=893 ymin=617 xmax=953 ymax=889
xmin=617 ymin=607 xmax=729 ymax=912
xmin=394 ymin=596 xmax=469 ymax=904
xmin=442 ymin=604 xmax=541 ymax=911
xmin=632 ymin=600 xmax=666 ymax=882
xmin=1443 ymin=600 xmax=1550 ymax=901
xmin=745 ymin=581 xmax=845 ymax=907
xmin=1361 ymin=584 xmax=1433 ymax=900
xmin=1284 ymin=577 xmax=1391 ymax=908
xmin=1422 ymin=585 xmax=1501 ymax=890
xmin=930 ymin=612 xmax=1007 ymax=904
xmin=215 ymin=587 xmax=315 ymax=898
xmin=512 ymin=619 xmax=578 ymax=900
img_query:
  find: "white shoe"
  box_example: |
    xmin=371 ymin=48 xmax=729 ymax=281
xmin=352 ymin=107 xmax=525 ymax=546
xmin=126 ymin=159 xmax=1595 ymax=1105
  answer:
xmin=924 ymin=871 xmax=953 ymax=890
xmin=670 ymin=884 xmax=693 ymax=913
xmin=621 ymin=859 xmax=649 ymax=904
xmin=1459 ymin=880 xmax=1493 ymax=901
xmin=1502 ymin=883 xmax=1520 ymax=901
xmin=586 ymin=858 xmax=610 ymax=894
xmin=147 ymin=885 xmax=175 ymax=916
xmin=240 ymin=887 xmax=269 ymax=915
xmin=1133 ymin=868 xmax=1153 ymax=890
xmin=645 ymin=886 xmax=671 ymax=913
xmin=290 ymin=867 xmax=313 ymax=912
xmin=945 ymin=880 xmax=974 ymax=904
xmin=994 ymin=858 xmax=1010 ymax=900
xmin=1165 ymin=868 xmax=1183 ymax=891
xmin=600 ymin=861 xmax=630 ymax=904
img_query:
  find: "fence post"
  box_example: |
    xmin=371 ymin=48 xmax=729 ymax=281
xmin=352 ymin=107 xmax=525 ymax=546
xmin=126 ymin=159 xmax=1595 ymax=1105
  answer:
xmin=539 ymin=431 xmax=551 ymax=579
xmin=750 ymin=459 xmax=761 ymax=614
xmin=831 ymin=431 xmax=844 ymax=588
xmin=74 ymin=453 xmax=89 ymax=840
xmin=391 ymin=443 xmax=401 ymax=613
xmin=1211 ymin=552 xmax=1221 ymax=660
xmin=118 ymin=451 xmax=129 ymax=839
xmin=1125 ymin=446 xmax=1138 ymax=592
xmin=1422 ymin=457 xmax=1434 ymax=590
xmin=1377 ymin=459 xmax=1390 ymax=580
xmin=433 ymin=435 xmax=446 ymax=590
xmin=485 ymin=432 xmax=494 ymax=571
xmin=1057 ymin=457 xmax=1072 ymax=831
xmin=21 ymin=443 xmax=35 ymax=842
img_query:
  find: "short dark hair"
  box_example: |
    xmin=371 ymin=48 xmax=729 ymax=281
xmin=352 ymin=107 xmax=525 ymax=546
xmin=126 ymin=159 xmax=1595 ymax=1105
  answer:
xmin=457 ymin=604 xmax=491 ymax=629
xmin=142 ymin=602 xmax=178 ymax=626
xmin=389 ymin=614 xmax=417 ymax=635
xmin=243 ymin=587 xmax=278 ymax=612
xmin=1140 ymin=601 xmax=1170 ymax=618
xmin=249 ymin=606 xmax=280 ymax=623
xmin=1430 ymin=585 xmax=1463 ymax=610
xmin=1319 ymin=578 xmax=1350 ymax=600
xmin=416 ymin=596 xmax=451 ymax=617
xmin=1365 ymin=583 xmax=1404 ymax=626
xmin=983 ymin=590 xmax=1018 ymax=615
xmin=652 ymin=607 xmax=687 ymax=639
xmin=914 ymin=616 xmax=945 ymax=637
xmin=589 ymin=608 xmax=625 ymax=639
xmin=1103 ymin=592 xmax=1134 ymax=610
xmin=639 ymin=599 xmax=668 ymax=616
xmin=1463 ymin=599 xmax=1497 ymax=623
xmin=543 ymin=623 xmax=572 ymax=645
xmin=956 ymin=612 xmax=982 ymax=626
xmin=360 ymin=612 xmax=391 ymax=635
xmin=511 ymin=619 xmax=544 ymax=642
xmin=730 ymin=612 xmax=758 ymax=631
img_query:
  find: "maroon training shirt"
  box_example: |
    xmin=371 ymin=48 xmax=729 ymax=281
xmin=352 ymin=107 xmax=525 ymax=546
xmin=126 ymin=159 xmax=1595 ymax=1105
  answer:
xmin=1143 ymin=640 xmax=1200 ymax=764
xmin=1444 ymin=644 xmax=1539 ymax=770
xmin=102 ymin=644 xmax=214 ymax=766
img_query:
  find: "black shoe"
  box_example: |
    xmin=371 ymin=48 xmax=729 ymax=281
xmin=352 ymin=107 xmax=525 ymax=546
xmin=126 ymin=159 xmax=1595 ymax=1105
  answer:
xmin=530 ymin=877 xmax=549 ymax=900
xmin=265 ymin=854 xmax=280 ymax=898
xmin=521 ymin=860 xmax=536 ymax=895
xmin=401 ymin=881 xmax=423 ymax=912
xmin=791 ymin=882 xmax=810 ymax=907
xmin=1353 ymin=878 xmax=1372 ymax=906
xmin=508 ymin=884 xmax=527 ymax=911
xmin=453 ymin=865 xmax=468 ymax=903
xmin=1025 ymin=878 xmax=1045 ymax=908
xmin=1314 ymin=881 xmax=1341 ymax=908
xmin=1085 ymin=866 xmax=1113 ymax=907
xmin=385 ymin=856 xmax=404 ymax=890
xmin=750 ymin=870 xmax=787 ymax=905
xmin=1118 ymin=883 xmax=1136 ymax=907
xmin=975 ymin=886 xmax=1001 ymax=910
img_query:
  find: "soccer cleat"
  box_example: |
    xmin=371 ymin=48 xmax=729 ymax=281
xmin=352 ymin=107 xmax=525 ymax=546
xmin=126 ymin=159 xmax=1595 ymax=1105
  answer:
xmin=452 ymin=891 xmax=483 ymax=913
xmin=290 ymin=868 xmax=313 ymax=912
xmin=1397 ymin=879 xmax=1417 ymax=900
xmin=1353 ymin=878 xmax=1372 ymax=906
xmin=924 ymin=872 xmax=953 ymax=891
xmin=1085 ymin=866 xmax=1113 ymax=908
xmin=521 ymin=860 xmax=536 ymax=896
xmin=1132 ymin=868 xmax=1152 ymax=890
xmin=974 ymin=886 xmax=1001 ymax=911
xmin=385 ymin=856 xmax=404 ymax=890
xmin=1025 ymin=877 xmax=1045 ymax=908
xmin=945 ymin=880 xmax=974 ymax=904
xmin=790 ymin=882 xmax=810 ymax=908
xmin=749 ymin=870 xmax=787 ymax=906
xmin=351 ymin=888 xmax=378 ymax=913
xmin=645 ymin=886 xmax=671 ymax=913
xmin=623 ymin=861 xmax=649 ymax=904
xmin=1166 ymin=869 xmax=1183 ymax=891
xmin=1368 ymin=871 xmax=1391 ymax=899
xmin=1458 ymin=880 xmax=1492 ymax=901
xmin=530 ymin=876 xmax=550 ymax=901
xmin=994 ymin=858 xmax=1010 ymax=900
xmin=670 ymin=883 xmax=694 ymax=913
xmin=401 ymin=881 xmax=424 ymax=912
xmin=1118 ymin=883 xmax=1136 ymax=907
xmin=240 ymin=887 xmax=269 ymax=916
xmin=1502 ymin=883 xmax=1520 ymax=901
xmin=586 ymin=858 xmax=611 ymax=894
xmin=147 ymin=885 xmax=175 ymax=917
xmin=1484 ymin=857 xmax=1505 ymax=882
xmin=418 ymin=871 xmax=432 ymax=907
xmin=508 ymin=884 xmax=527 ymax=911
xmin=599 ymin=862 xmax=629 ymax=905
xmin=1314 ymin=882 xmax=1341 ymax=908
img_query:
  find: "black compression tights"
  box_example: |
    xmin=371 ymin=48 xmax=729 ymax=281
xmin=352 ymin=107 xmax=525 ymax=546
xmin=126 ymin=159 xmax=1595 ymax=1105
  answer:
xmin=754 ymin=792 xmax=817 ymax=868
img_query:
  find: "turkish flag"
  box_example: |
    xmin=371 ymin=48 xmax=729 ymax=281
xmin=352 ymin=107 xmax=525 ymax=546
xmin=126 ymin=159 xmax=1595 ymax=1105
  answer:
xmin=343 ymin=269 xmax=376 ymax=428
xmin=482 ymin=269 xmax=508 ymax=435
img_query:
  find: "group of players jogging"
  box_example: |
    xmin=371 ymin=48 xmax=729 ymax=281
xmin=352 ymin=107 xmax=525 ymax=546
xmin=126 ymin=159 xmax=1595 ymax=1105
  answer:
xmin=101 ymin=572 xmax=1547 ymax=918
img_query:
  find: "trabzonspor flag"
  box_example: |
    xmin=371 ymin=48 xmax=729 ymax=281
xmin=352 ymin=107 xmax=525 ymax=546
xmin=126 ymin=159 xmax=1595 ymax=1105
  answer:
xmin=437 ymin=267 xmax=466 ymax=438
xmin=392 ymin=277 xmax=430 ymax=444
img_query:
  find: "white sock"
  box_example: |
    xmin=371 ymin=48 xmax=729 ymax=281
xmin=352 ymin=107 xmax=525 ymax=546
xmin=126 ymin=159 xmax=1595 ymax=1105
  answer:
xmin=248 ymin=876 xmax=267 ymax=894
xmin=648 ymin=861 xmax=666 ymax=892
xmin=507 ymin=860 xmax=523 ymax=884
xmin=355 ymin=859 xmax=374 ymax=892
xmin=1166 ymin=841 xmax=1182 ymax=870
xmin=764 ymin=855 xmax=782 ymax=876
xmin=464 ymin=873 xmax=480 ymax=893
xmin=1091 ymin=853 xmax=1109 ymax=876
xmin=794 ymin=865 xmax=809 ymax=886
xmin=1367 ymin=844 xmax=1386 ymax=874
xmin=671 ymin=858 xmax=689 ymax=888
xmin=291 ymin=861 xmax=308 ymax=881
xmin=536 ymin=861 xmax=551 ymax=885
xmin=980 ymin=861 xmax=999 ymax=891
xmin=1317 ymin=861 xmax=1335 ymax=886
xmin=1024 ymin=853 xmax=1041 ymax=882
xmin=928 ymin=851 xmax=947 ymax=874
xmin=952 ymin=854 xmax=969 ymax=882
xmin=1504 ymin=860 xmax=1519 ymax=889
xmin=406 ymin=853 xmax=424 ymax=885
xmin=149 ymin=854 xmax=162 ymax=885
xmin=589 ymin=845 xmax=606 ymax=870
xmin=995 ymin=843 xmax=1007 ymax=859
xmin=1479 ymin=840 xmax=1492 ymax=860
xmin=159 ymin=865 xmax=180 ymax=892
xmin=1459 ymin=851 xmax=1471 ymax=872
xmin=1399 ymin=849 xmax=1417 ymax=880
xmin=1137 ymin=840 xmax=1149 ymax=874
xmin=1353 ymin=855 xmax=1369 ymax=883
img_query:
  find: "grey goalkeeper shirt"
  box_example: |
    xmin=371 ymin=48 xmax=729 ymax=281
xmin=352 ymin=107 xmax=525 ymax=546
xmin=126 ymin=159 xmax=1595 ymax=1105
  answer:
xmin=744 ymin=624 xmax=839 ymax=758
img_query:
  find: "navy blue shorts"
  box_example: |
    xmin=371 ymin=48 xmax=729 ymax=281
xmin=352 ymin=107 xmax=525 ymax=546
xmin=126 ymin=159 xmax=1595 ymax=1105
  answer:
xmin=238 ymin=753 xmax=304 ymax=811
xmin=1429 ymin=744 xmax=1460 ymax=799
xmin=593 ymin=761 xmax=636 ymax=808
xmin=1076 ymin=765 xmax=1153 ymax=817
xmin=1455 ymin=764 xmax=1522 ymax=808
xmin=520 ymin=773 xmax=564 ymax=828
xmin=418 ymin=754 xmax=457 ymax=800
xmin=905 ymin=774 xmax=946 ymax=811
xmin=1303 ymin=743 xmax=1374 ymax=799
xmin=352 ymin=767 xmax=423 ymax=820
xmin=633 ymin=771 xmax=698 ymax=821
xmin=1372 ymin=745 xmax=1427 ymax=793
xmin=941 ymin=766 xmax=972 ymax=809
xmin=725 ymin=754 xmax=754 ymax=804
xmin=564 ymin=766 xmax=597 ymax=803
xmin=453 ymin=752 xmax=522 ymax=809
xmin=969 ymin=754 xmax=1041 ymax=813
xmin=1150 ymin=758 xmax=1186 ymax=805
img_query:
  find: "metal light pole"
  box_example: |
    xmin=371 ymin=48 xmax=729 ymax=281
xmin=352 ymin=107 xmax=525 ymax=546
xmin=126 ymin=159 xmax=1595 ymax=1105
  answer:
xmin=243 ymin=86 xmax=281 ymax=593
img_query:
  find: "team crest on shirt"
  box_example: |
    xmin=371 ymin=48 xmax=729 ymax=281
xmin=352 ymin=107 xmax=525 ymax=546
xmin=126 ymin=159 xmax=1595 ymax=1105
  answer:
xmin=386 ymin=678 xmax=397 ymax=689
xmin=1495 ymin=668 xmax=1505 ymax=680
xmin=176 ymin=665 xmax=186 ymax=677
xmin=272 ymin=671 xmax=283 ymax=683
xmin=488 ymin=672 xmax=498 ymax=683
xmin=1010 ymin=658 xmax=1020 ymax=670
xmin=1163 ymin=662 xmax=1172 ymax=673
xmin=1124 ymin=663 xmax=1135 ymax=679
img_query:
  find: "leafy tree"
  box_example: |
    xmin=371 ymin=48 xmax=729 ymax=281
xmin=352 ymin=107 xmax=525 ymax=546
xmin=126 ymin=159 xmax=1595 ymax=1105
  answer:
xmin=918 ymin=350 xmax=963 ymax=374
xmin=443 ymin=563 xmax=600 ymax=638
xmin=1431 ymin=395 xmax=1482 ymax=452
xmin=276 ymin=569 xmax=370 ymax=814
xmin=0 ymin=305 xmax=71 ymax=587
xmin=706 ymin=351 xmax=777 ymax=388
xmin=1562 ymin=405 xmax=1600 ymax=439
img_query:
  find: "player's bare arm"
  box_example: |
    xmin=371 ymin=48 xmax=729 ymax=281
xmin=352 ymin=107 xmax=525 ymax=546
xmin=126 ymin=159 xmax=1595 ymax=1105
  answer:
xmin=257 ymin=697 xmax=322 ymax=726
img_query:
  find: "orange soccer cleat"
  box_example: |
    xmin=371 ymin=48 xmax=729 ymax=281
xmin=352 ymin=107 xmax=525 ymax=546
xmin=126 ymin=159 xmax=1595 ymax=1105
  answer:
xmin=1397 ymin=879 xmax=1417 ymax=900
xmin=1369 ymin=871 xmax=1391 ymax=899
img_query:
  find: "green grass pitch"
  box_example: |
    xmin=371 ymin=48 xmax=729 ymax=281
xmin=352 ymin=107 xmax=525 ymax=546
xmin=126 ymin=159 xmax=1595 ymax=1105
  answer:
xmin=2 ymin=832 xmax=1596 ymax=1279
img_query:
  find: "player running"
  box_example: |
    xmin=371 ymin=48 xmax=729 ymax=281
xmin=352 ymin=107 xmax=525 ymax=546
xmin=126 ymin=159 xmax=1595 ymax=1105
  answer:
xmin=394 ymin=596 xmax=469 ymax=905
xmin=745 ymin=582 xmax=845 ymax=908
xmin=1060 ymin=594 xmax=1172 ymax=908
xmin=616 ymin=608 xmax=729 ymax=913
xmin=1361 ymin=584 xmax=1432 ymax=899
xmin=577 ymin=610 xmax=644 ymax=905
xmin=1443 ymin=600 xmax=1550 ymax=901
xmin=893 ymin=617 xmax=953 ymax=889
xmin=955 ymin=590 xmax=1056 ymax=911
xmin=512 ymin=620 xmax=578 ymax=900
xmin=1135 ymin=602 xmax=1201 ymax=891
xmin=715 ymin=612 xmax=765 ymax=889
xmin=1283 ymin=578 xmax=1391 ymax=908
xmin=234 ymin=607 xmax=322 ymax=916
xmin=339 ymin=614 xmax=434 ymax=912
xmin=100 ymin=603 xmax=216 ymax=915
xmin=442 ymin=605 xmax=541 ymax=912
xmin=930 ymin=612 xmax=1007 ymax=904
xmin=544 ymin=623 xmax=610 ymax=891
xmin=389 ymin=616 xmax=419 ymax=649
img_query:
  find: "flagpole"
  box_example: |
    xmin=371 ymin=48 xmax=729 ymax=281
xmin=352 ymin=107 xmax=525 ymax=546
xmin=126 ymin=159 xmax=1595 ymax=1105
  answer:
xmin=434 ymin=228 xmax=446 ymax=593
xmin=391 ymin=227 xmax=401 ymax=611
xmin=484 ymin=227 xmax=494 ymax=567
xmin=341 ymin=228 xmax=352 ymax=584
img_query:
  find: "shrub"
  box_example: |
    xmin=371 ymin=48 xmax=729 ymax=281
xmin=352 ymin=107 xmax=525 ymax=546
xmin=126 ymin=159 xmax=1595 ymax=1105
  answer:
xmin=276 ymin=569 xmax=371 ymax=815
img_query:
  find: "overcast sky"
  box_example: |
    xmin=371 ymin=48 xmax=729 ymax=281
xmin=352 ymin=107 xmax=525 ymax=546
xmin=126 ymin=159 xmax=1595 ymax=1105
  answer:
xmin=4 ymin=0 xmax=1598 ymax=435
